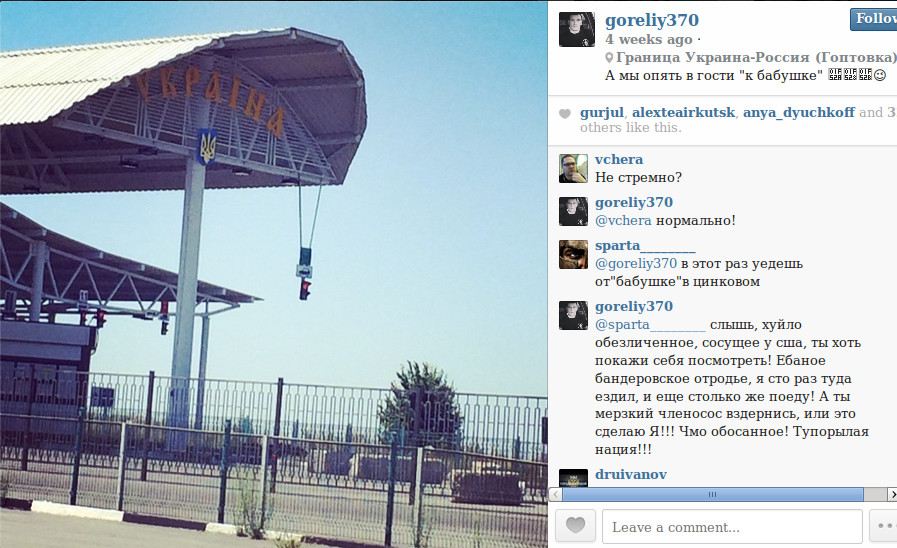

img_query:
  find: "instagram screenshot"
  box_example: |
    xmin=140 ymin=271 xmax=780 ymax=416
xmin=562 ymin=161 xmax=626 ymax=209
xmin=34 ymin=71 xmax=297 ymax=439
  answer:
xmin=1 ymin=2 xmax=895 ymax=548
xmin=549 ymin=2 xmax=897 ymax=546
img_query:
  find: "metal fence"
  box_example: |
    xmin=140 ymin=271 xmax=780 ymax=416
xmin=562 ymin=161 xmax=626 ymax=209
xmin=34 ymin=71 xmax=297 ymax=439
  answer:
xmin=0 ymin=413 xmax=546 ymax=547
xmin=0 ymin=365 xmax=548 ymax=462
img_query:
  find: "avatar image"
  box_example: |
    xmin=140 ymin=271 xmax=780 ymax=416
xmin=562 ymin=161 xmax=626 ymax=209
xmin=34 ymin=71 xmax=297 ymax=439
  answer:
xmin=559 ymin=154 xmax=587 ymax=183
xmin=559 ymin=197 xmax=587 ymax=226
xmin=559 ymin=12 xmax=596 ymax=47
xmin=559 ymin=240 xmax=588 ymax=269
xmin=559 ymin=300 xmax=588 ymax=330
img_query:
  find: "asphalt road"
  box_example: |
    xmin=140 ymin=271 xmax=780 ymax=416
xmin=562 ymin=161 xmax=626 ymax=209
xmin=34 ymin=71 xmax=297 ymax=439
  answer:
xmin=1 ymin=462 xmax=545 ymax=548
xmin=0 ymin=509 xmax=277 ymax=548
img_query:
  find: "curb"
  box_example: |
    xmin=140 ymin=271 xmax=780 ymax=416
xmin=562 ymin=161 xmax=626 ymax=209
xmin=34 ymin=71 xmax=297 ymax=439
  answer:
xmin=123 ymin=512 xmax=207 ymax=531
xmin=32 ymin=500 xmax=124 ymax=521
xmin=303 ymin=537 xmax=390 ymax=548
xmin=1 ymin=498 xmax=386 ymax=547
xmin=0 ymin=497 xmax=32 ymax=511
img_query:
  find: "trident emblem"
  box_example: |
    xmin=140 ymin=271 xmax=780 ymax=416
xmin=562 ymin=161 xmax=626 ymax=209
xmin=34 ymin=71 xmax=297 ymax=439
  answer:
xmin=196 ymin=128 xmax=218 ymax=166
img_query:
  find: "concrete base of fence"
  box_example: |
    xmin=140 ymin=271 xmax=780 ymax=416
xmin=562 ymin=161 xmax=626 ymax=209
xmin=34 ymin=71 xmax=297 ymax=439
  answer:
xmin=205 ymin=522 xmax=240 ymax=535
xmin=31 ymin=500 xmax=124 ymax=521
xmin=302 ymin=536 xmax=388 ymax=548
xmin=266 ymin=530 xmax=306 ymax=543
xmin=123 ymin=513 xmax=206 ymax=531
xmin=0 ymin=497 xmax=32 ymax=511
xmin=3 ymin=497 xmax=385 ymax=547
xmin=205 ymin=524 xmax=308 ymax=544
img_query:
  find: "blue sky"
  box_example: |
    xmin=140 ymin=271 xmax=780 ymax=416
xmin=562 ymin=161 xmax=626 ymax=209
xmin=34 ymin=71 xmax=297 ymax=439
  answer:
xmin=0 ymin=2 xmax=549 ymax=395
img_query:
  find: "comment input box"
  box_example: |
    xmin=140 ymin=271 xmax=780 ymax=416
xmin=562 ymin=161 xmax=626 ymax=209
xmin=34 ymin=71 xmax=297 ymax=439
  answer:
xmin=602 ymin=509 xmax=862 ymax=544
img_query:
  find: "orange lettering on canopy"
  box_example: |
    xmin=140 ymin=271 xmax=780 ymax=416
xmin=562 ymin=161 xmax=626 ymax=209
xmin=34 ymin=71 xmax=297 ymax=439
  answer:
xmin=266 ymin=107 xmax=285 ymax=139
xmin=133 ymin=65 xmax=286 ymax=139
xmin=205 ymin=71 xmax=222 ymax=102
xmin=160 ymin=67 xmax=177 ymax=99
xmin=135 ymin=71 xmax=152 ymax=101
xmin=228 ymin=75 xmax=242 ymax=109
xmin=244 ymin=89 xmax=266 ymax=122
xmin=184 ymin=66 xmax=201 ymax=97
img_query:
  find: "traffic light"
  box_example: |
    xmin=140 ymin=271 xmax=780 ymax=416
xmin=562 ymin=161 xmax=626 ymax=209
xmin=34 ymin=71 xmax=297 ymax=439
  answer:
xmin=96 ymin=309 xmax=106 ymax=328
xmin=160 ymin=301 xmax=169 ymax=335
xmin=299 ymin=279 xmax=311 ymax=301
xmin=2 ymin=290 xmax=16 ymax=320
xmin=79 ymin=309 xmax=88 ymax=326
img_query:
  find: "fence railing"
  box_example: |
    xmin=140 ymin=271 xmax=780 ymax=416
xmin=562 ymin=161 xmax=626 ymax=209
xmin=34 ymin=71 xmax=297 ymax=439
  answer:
xmin=0 ymin=366 xmax=548 ymax=461
xmin=0 ymin=412 xmax=547 ymax=548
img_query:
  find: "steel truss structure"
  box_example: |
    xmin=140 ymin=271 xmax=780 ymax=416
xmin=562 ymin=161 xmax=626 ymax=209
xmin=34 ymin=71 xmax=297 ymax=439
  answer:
xmin=1 ymin=203 xmax=256 ymax=321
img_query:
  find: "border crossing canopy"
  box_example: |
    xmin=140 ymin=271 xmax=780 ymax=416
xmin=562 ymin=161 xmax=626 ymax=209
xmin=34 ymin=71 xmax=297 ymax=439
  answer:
xmin=0 ymin=28 xmax=368 ymax=429
xmin=0 ymin=28 xmax=367 ymax=193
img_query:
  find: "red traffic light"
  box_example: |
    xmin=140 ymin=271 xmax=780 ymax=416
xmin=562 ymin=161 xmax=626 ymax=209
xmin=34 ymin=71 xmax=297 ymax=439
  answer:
xmin=160 ymin=301 xmax=169 ymax=335
xmin=299 ymin=279 xmax=311 ymax=301
xmin=96 ymin=309 xmax=107 ymax=328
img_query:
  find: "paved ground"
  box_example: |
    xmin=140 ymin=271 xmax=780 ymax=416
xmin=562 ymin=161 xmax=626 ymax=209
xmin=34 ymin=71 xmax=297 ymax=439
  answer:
xmin=0 ymin=508 xmax=276 ymax=548
xmin=1 ymin=461 xmax=546 ymax=548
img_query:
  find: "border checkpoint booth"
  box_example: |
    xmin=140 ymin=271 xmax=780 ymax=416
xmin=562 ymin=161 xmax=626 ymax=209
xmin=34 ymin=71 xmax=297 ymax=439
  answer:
xmin=0 ymin=29 xmax=368 ymax=434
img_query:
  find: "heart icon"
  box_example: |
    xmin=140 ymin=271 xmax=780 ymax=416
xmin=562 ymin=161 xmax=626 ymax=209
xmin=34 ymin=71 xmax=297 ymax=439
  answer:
xmin=558 ymin=109 xmax=571 ymax=119
xmin=566 ymin=516 xmax=585 ymax=533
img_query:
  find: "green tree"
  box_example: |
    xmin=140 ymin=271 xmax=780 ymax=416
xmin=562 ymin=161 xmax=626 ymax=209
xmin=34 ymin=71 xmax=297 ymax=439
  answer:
xmin=378 ymin=361 xmax=463 ymax=449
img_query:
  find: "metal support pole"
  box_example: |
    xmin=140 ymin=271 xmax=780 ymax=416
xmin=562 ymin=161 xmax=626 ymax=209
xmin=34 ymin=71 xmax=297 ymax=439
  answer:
xmin=218 ymin=420 xmax=232 ymax=524
xmin=168 ymin=155 xmax=207 ymax=430
xmin=70 ymin=407 xmax=85 ymax=505
xmin=273 ymin=378 xmax=284 ymax=437
xmin=408 ymin=387 xmax=423 ymax=505
xmin=28 ymin=241 xmax=47 ymax=321
xmin=270 ymin=377 xmax=284 ymax=493
xmin=195 ymin=315 xmax=210 ymax=430
xmin=412 ymin=387 xmax=423 ymax=445
xmin=20 ymin=367 xmax=35 ymax=471
xmin=258 ymin=434 xmax=270 ymax=531
xmin=413 ymin=446 xmax=425 ymax=547
xmin=384 ymin=435 xmax=398 ymax=547
xmin=116 ymin=422 xmax=128 ymax=511
xmin=140 ymin=371 xmax=155 ymax=481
